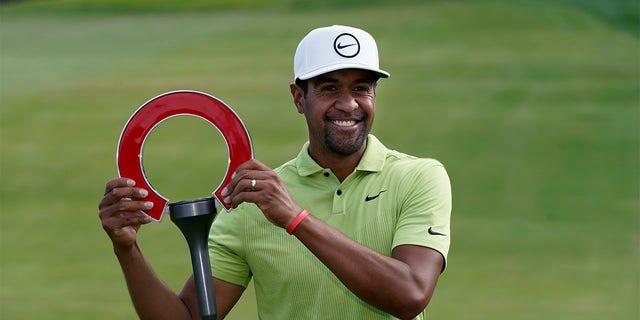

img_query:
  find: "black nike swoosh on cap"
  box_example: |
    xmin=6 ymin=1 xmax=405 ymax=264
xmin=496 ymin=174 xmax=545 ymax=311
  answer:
xmin=337 ymin=42 xmax=357 ymax=49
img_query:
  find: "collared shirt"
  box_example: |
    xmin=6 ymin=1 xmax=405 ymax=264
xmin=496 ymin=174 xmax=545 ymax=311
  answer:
xmin=209 ymin=134 xmax=451 ymax=319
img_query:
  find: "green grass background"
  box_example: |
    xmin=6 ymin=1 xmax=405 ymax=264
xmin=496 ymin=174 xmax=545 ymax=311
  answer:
xmin=1 ymin=0 xmax=638 ymax=319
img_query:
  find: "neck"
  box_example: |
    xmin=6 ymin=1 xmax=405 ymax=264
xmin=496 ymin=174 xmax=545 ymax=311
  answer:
xmin=308 ymin=143 xmax=366 ymax=182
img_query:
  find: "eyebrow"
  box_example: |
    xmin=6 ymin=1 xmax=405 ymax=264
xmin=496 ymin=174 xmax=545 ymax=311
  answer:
xmin=312 ymin=76 xmax=376 ymax=86
xmin=312 ymin=76 xmax=338 ymax=85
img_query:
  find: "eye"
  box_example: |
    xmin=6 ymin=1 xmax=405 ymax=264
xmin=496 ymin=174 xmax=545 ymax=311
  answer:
xmin=354 ymin=85 xmax=372 ymax=93
xmin=321 ymin=85 xmax=337 ymax=92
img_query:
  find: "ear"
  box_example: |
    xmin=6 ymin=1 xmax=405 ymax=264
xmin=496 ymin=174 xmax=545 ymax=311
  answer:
xmin=290 ymin=83 xmax=305 ymax=114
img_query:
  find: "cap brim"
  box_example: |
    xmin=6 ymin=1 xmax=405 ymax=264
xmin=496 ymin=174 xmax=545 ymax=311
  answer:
xmin=297 ymin=63 xmax=390 ymax=80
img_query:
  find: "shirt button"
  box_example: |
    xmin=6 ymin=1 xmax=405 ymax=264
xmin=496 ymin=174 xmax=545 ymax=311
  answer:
xmin=324 ymin=172 xmax=330 ymax=177
xmin=336 ymin=189 xmax=342 ymax=196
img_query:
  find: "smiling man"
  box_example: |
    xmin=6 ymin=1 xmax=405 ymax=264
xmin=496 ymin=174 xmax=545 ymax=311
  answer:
xmin=99 ymin=25 xmax=452 ymax=320
xmin=293 ymin=70 xmax=377 ymax=177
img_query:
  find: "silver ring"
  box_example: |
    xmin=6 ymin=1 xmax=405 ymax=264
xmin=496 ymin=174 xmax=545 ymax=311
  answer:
xmin=250 ymin=179 xmax=256 ymax=191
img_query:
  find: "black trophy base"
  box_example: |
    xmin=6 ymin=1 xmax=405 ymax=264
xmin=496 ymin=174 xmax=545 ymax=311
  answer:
xmin=169 ymin=197 xmax=218 ymax=320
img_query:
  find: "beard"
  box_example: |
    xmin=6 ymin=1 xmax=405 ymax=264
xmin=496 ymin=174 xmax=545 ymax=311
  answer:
xmin=324 ymin=122 xmax=369 ymax=155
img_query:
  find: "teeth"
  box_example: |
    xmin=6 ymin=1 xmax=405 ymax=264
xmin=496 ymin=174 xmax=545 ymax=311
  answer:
xmin=332 ymin=120 xmax=356 ymax=127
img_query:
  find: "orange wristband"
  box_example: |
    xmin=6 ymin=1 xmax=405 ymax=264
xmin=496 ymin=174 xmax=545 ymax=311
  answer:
xmin=286 ymin=209 xmax=309 ymax=234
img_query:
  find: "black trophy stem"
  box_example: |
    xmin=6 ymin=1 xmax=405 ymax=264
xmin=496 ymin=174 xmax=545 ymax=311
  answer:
xmin=169 ymin=197 xmax=218 ymax=320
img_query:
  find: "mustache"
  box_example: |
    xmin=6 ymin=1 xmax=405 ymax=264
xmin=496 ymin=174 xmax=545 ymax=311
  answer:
xmin=325 ymin=110 xmax=366 ymax=120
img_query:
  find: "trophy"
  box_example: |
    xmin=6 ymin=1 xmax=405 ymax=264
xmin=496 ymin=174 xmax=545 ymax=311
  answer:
xmin=116 ymin=91 xmax=253 ymax=320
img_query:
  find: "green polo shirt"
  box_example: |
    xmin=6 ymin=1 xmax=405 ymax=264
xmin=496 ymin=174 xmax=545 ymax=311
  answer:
xmin=208 ymin=134 xmax=451 ymax=319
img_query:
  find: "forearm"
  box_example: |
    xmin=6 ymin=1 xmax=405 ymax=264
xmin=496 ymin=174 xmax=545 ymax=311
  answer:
xmin=115 ymin=243 xmax=192 ymax=320
xmin=291 ymin=215 xmax=438 ymax=319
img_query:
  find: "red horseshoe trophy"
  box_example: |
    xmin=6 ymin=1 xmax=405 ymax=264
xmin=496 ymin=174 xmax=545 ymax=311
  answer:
xmin=116 ymin=90 xmax=253 ymax=320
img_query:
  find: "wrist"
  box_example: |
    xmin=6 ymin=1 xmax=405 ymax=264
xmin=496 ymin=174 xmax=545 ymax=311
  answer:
xmin=113 ymin=242 xmax=140 ymax=259
xmin=286 ymin=209 xmax=310 ymax=234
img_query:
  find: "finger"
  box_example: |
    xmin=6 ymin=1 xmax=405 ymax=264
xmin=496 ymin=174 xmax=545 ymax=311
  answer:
xmin=233 ymin=159 xmax=272 ymax=175
xmin=109 ymin=211 xmax=153 ymax=229
xmin=226 ymin=174 xmax=281 ymax=208
xmin=230 ymin=160 xmax=273 ymax=185
xmin=99 ymin=197 xmax=154 ymax=219
xmin=103 ymin=208 xmax=150 ymax=224
xmin=104 ymin=177 xmax=135 ymax=195
xmin=227 ymin=188 xmax=260 ymax=208
xmin=101 ymin=210 xmax=152 ymax=235
xmin=222 ymin=171 xmax=271 ymax=204
xmin=100 ymin=185 xmax=149 ymax=208
xmin=222 ymin=168 xmax=267 ymax=197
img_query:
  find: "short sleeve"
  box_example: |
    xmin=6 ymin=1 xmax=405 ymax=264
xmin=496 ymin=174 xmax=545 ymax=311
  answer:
xmin=208 ymin=204 xmax=252 ymax=287
xmin=392 ymin=161 xmax=452 ymax=271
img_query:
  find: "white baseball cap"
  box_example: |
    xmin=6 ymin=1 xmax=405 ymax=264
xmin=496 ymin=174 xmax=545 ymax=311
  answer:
xmin=293 ymin=25 xmax=390 ymax=81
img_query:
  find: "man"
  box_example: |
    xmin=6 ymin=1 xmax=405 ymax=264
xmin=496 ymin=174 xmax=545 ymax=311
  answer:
xmin=99 ymin=25 xmax=451 ymax=320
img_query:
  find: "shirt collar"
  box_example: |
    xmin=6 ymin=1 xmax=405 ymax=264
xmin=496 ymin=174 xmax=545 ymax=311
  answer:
xmin=295 ymin=134 xmax=388 ymax=177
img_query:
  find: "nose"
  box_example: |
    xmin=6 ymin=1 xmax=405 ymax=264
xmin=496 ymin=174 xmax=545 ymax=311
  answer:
xmin=334 ymin=92 xmax=358 ymax=112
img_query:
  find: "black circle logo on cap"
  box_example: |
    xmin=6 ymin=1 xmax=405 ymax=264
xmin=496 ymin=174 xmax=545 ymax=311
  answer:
xmin=334 ymin=33 xmax=360 ymax=58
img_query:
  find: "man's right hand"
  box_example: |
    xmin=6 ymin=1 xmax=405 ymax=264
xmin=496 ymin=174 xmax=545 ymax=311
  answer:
xmin=98 ymin=178 xmax=154 ymax=249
